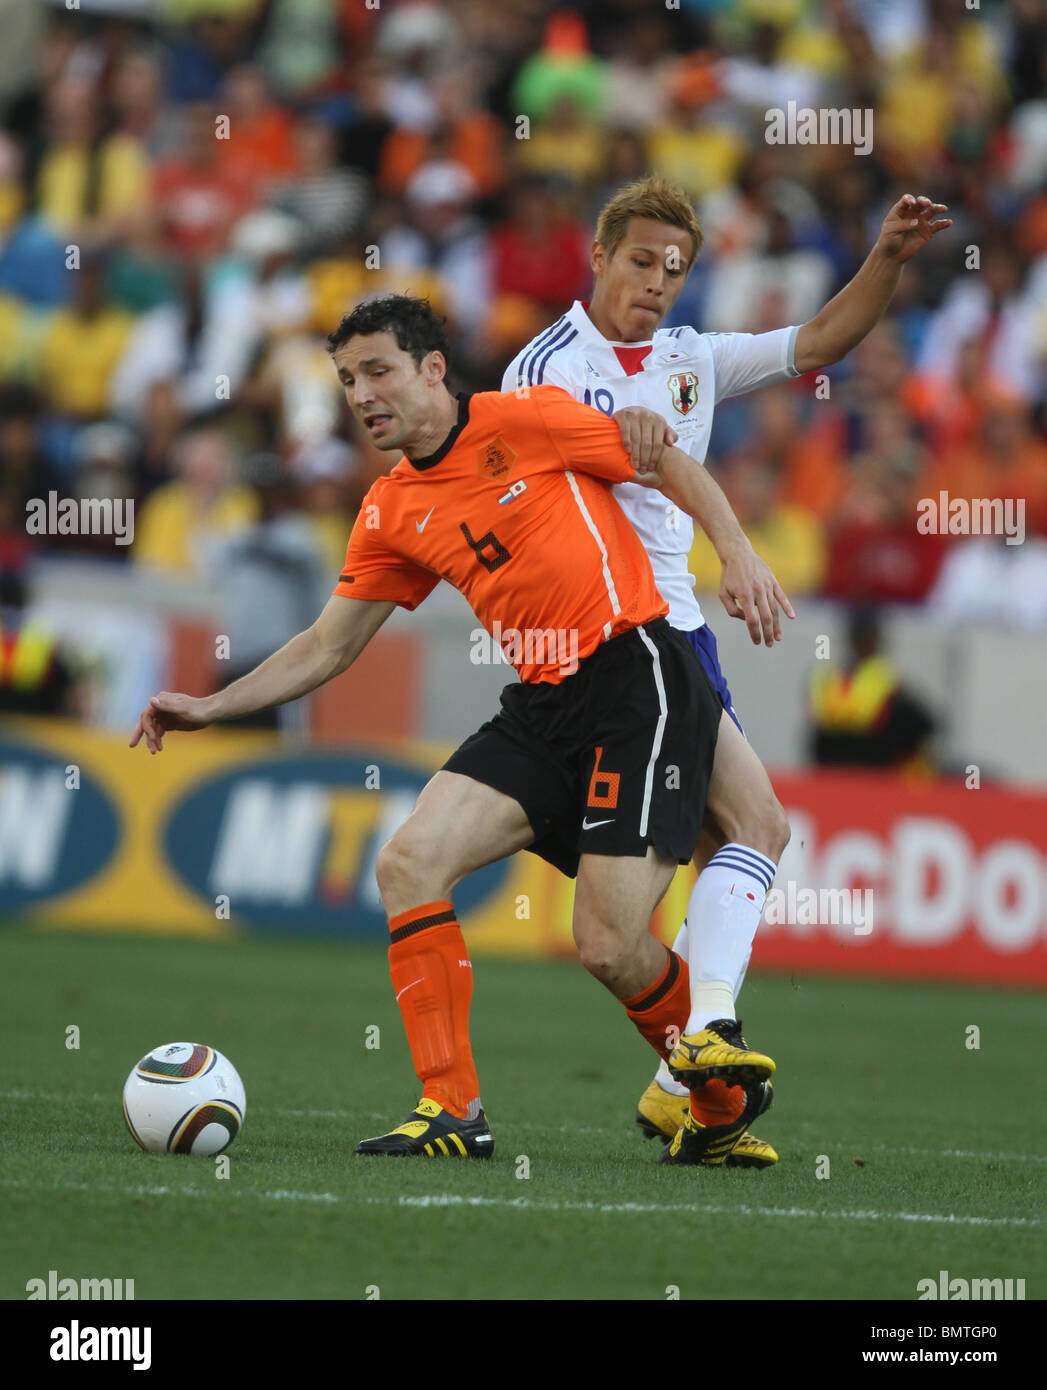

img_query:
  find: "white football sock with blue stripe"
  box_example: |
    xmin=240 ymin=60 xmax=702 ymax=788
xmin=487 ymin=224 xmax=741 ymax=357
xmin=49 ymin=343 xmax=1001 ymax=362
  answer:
xmin=684 ymin=843 xmax=776 ymax=1036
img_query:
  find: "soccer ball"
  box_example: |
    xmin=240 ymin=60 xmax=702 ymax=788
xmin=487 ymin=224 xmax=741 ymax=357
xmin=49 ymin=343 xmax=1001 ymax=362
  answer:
xmin=122 ymin=1043 xmax=246 ymax=1155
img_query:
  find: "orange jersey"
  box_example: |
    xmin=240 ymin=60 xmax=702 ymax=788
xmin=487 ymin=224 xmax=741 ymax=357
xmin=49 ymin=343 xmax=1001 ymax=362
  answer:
xmin=333 ymin=386 xmax=668 ymax=683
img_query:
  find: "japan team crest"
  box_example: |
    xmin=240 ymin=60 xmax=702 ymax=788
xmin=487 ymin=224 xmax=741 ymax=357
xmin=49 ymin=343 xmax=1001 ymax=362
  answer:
xmin=667 ymin=371 xmax=699 ymax=415
xmin=477 ymin=435 xmax=517 ymax=479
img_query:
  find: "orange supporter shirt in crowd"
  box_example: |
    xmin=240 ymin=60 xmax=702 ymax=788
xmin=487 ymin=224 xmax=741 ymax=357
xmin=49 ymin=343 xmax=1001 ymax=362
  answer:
xmin=333 ymin=386 xmax=668 ymax=683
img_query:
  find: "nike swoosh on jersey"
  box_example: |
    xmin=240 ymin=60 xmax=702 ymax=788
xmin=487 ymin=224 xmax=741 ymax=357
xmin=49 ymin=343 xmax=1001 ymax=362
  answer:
xmin=581 ymin=817 xmax=615 ymax=830
xmin=416 ymin=507 xmax=435 ymax=533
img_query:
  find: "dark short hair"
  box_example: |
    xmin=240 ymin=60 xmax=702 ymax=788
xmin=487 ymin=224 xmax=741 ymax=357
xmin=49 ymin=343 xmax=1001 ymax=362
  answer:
xmin=326 ymin=294 xmax=451 ymax=370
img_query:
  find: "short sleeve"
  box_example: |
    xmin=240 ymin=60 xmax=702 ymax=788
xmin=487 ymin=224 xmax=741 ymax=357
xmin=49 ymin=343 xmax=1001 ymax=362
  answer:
xmin=333 ymin=496 xmax=439 ymax=611
xmin=530 ymin=385 xmax=636 ymax=484
xmin=708 ymin=326 xmax=800 ymax=404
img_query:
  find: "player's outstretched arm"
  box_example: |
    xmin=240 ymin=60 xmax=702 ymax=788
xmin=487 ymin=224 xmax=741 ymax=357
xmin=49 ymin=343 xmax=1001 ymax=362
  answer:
xmin=794 ymin=194 xmax=951 ymax=373
xmin=129 ymin=596 xmax=397 ymax=753
xmin=633 ymin=446 xmax=795 ymax=648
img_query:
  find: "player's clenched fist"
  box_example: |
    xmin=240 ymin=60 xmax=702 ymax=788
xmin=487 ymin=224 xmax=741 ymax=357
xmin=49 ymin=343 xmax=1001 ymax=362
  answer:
xmin=129 ymin=692 xmax=214 ymax=754
xmin=612 ymin=406 xmax=677 ymax=473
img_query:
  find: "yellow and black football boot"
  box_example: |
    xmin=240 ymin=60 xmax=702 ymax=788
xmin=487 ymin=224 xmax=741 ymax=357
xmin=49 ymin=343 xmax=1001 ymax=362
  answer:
xmin=659 ymin=1080 xmax=773 ymax=1167
xmin=636 ymin=1079 xmax=778 ymax=1167
xmin=667 ymin=1017 xmax=775 ymax=1089
xmin=355 ymin=1097 xmax=495 ymax=1158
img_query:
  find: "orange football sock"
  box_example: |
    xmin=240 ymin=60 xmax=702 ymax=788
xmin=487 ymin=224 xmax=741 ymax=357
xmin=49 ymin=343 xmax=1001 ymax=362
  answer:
xmin=622 ymin=946 xmax=690 ymax=1061
xmin=388 ymin=900 xmax=478 ymax=1121
xmin=689 ymin=1078 xmax=746 ymax=1126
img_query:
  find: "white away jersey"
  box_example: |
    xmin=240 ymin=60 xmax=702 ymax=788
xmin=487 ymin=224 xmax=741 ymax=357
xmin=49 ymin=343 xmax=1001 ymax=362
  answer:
xmin=502 ymin=300 xmax=800 ymax=630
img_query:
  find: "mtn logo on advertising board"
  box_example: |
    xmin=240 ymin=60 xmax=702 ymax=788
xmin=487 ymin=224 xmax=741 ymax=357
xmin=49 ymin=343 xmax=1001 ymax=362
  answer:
xmin=0 ymin=741 xmax=119 ymax=909
xmin=164 ymin=752 xmax=509 ymax=935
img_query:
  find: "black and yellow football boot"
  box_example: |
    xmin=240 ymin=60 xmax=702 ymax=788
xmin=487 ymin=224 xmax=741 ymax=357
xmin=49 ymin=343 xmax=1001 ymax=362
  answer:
xmin=638 ymin=1080 xmax=778 ymax=1167
xmin=355 ymin=1097 xmax=495 ymax=1158
xmin=636 ymin=1081 xmax=690 ymax=1142
xmin=659 ymin=1081 xmax=773 ymax=1167
xmin=667 ymin=1017 xmax=775 ymax=1089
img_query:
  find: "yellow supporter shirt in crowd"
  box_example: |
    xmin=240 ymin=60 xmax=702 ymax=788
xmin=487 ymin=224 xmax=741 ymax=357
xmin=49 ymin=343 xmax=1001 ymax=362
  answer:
xmin=41 ymin=307 xmax=136 ymax=417
xmin=688 ymin=504 xmax=827 ymax=599
xmin=307 ymin=509 xmax=356 ymax=576
xmin=133 ymin=482 xmax=259 ymax=575
xmin=307 ymin=260 xmax=448 ymax=336
xmin=647 ymin=124 xmax=747 ymax=200
xmin=0 ymin=294 xmax=49 ymax=382
xmin=36 ymin=135 xmax=151 ymax=232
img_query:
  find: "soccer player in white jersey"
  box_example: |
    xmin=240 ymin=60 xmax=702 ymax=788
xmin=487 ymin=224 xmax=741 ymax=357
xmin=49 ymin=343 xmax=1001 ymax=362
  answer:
xmin=503 ymin=175 xmax=950 ymax=1166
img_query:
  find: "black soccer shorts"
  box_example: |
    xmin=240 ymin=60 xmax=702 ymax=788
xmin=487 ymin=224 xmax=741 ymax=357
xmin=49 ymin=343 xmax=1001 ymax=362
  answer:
xmin=442 ymin=617 xmax=721 ymax=878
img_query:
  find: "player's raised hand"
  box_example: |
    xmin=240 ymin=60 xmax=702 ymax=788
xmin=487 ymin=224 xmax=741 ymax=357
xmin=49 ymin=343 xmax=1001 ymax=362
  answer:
xmin=718 ymin=543 xmax=796 ymax=647
xmin=130 ymin=692 xmax=214 ymax=754
xmin=613 ymin=407 xmax=677 ymax=476
xmin=877 ymin=194 xmax=951 ymax=264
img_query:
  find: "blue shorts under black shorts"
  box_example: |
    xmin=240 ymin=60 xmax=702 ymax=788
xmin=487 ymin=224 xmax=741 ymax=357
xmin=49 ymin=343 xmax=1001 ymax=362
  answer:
xmin=683 ymin=624 xmax=745 ymax=736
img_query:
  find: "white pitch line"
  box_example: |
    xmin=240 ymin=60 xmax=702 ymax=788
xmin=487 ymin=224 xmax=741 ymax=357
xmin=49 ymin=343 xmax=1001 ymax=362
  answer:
xmin=0 ymin=1177 xmax=1039 ymax=1230
xmin=3 ymin=1092 xmax=1045 ymax=1164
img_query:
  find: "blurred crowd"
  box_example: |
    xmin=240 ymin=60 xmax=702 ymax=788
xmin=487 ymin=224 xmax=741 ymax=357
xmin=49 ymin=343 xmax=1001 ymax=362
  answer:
xmin=2 ymin=0 xmax=1047 ymax=630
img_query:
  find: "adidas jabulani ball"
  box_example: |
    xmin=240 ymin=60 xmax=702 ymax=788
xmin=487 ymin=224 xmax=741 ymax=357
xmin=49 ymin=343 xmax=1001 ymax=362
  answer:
xmin=123 ymin=1043 xmax=246 ymax=1155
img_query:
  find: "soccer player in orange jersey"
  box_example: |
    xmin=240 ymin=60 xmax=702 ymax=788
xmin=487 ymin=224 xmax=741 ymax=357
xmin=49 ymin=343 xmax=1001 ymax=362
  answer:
xmin=131 ymin=294 xmax=783 ymax=1162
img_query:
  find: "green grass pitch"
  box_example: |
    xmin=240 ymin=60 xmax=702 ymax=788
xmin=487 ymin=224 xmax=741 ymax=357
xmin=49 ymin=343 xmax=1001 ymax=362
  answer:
xmin=0 ymin=924 xmax=1042 ymax=1301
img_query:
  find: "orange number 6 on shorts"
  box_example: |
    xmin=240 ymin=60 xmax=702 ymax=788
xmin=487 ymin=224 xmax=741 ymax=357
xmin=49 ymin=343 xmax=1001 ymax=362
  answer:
xmin=587 ymin=745 xmax=620 ymax=809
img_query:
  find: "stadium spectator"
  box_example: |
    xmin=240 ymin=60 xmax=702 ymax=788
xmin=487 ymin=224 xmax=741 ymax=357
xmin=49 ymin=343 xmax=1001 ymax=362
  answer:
xmin=927 ymin=533 xmax=1047 ymax=632
xmin=0 ymin=389 xmax=55 ymax=523
xmin=268 ymin=113 xmax=368 ymax=255
xmin=0 ymin=556 xmax=77 ymax=718
xmin=688 ymin=450 xmax=828 ymax=600
xmin=377 ymin=70 xmax=504 ymax=199
xmin=163 ymin=2 xmax=266 ymax=105
xmin=600 ymin=11 xmax=678 ymax=133
xmin=256 ymin=0 xmax=344 ymax=102
xmin=212 ymin=451 xmax=331 ymax=732
xmin=133 ymin=422 xmax=256 ymax=579
xmin=31 ymin=75 xmax=149 ymax=245
xmin=916 ymin=242 xmax=1047 ymax=408
xmin=151 ymin=100 xmax=257 ymax=261
xmin=39 ymin=252 xmax=135 ymax=474
xmin=489 ymin=172 xmax=589 ymax=325
xmin=825 ymin=404 xmax=949 ymax=606
xmin=219 ymin=63 xmax=300 ymax=191
xmin=373 ymin=1 xmax=464 ymax=134
xmin=510 ymin=9 xmax=606 ymax=127
xmin=109 ymin=256 xmax=261 ymax=429
xmin=290 ymin=436 xmax=359 ymax=576
xmin=809 ymin=607 xmax=937 ymax=773
xmin=383 ymin=160 xmax=490 ymax=344
xmin=647 ymin=58 xmax=746 ymax=201
xmin=922 ymin=390 xmax=1047 ymax=539
xmin=702 ymin=199 xmax=835 ymax=334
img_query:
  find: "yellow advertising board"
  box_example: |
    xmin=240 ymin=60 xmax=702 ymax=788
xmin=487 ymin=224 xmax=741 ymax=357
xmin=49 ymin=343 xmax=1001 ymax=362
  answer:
xmin=0 ymin=717 xmax=692 ymax=955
